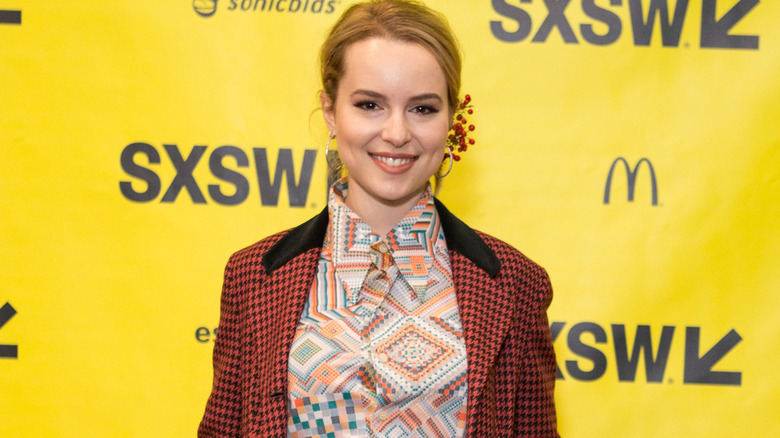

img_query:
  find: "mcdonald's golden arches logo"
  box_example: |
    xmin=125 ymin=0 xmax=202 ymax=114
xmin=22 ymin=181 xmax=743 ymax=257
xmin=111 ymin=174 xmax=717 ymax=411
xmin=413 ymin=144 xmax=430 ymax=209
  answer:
xmin=603 ymin=157 xmax=659 ymax=206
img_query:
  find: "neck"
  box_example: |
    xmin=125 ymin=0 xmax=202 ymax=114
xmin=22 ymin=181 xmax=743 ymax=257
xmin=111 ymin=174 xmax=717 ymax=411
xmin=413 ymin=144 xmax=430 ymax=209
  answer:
xmin=344 ymin=186 xmax=425 ymax=237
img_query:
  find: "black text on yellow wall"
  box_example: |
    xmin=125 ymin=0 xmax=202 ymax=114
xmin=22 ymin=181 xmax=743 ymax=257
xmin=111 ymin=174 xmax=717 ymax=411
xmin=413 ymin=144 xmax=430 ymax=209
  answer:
xmin=119 ymin=143 xmax=317 ymax=207
xmin=0 ymin=302 xmax=18 ymax=359
xmin=552 ymin=322 xmax=742 ymax=386
xmin=490 ymin=0 xmax=760 ymax=49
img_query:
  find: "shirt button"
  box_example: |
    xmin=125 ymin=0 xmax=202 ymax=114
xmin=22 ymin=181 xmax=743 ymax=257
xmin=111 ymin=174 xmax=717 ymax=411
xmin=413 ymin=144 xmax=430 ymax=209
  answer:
xmin=377 ymin=242 xmax=388 ymax=253
xmin=378 ymin=410 xmax=389 ymax=421
xmin=378 ymin=353 xmax=389 ymax=362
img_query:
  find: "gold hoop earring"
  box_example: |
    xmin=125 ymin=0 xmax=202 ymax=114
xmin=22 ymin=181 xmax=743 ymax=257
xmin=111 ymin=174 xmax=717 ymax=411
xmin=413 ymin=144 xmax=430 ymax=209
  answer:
xmin=440 ymin=147 xmax=454 ymax=178
xmin=325 ymin=132 xmax=335 ymax=157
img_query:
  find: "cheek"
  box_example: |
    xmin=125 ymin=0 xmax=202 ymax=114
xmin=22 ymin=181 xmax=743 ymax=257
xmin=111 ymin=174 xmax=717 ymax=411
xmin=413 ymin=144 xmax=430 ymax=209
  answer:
xmin=420 ymin=122 xmax=450 ymax=151
xmin=335 ymin=113 xmax=377 ymax=148
xmin=337 ymin=124 xmax=374 ymax=153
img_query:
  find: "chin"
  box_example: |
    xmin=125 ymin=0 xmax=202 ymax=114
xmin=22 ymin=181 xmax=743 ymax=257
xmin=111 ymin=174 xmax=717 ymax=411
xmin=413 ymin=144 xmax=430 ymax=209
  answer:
xmin=374 ymin=181 xmax=428 ymax=204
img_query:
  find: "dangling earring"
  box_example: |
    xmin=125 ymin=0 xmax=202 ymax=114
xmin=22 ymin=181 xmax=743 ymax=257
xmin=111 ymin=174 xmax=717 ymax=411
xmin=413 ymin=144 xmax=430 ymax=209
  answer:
xmin=440 ymin=147 xmax=454 ymax=178
xmin=325 ymin=132 xmax=335 ymax=157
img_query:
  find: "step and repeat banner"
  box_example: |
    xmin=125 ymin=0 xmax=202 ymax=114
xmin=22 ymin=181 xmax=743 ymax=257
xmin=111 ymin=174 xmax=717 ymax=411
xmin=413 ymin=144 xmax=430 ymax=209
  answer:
xmin=1 ymin=1 xmax=778 ymax=436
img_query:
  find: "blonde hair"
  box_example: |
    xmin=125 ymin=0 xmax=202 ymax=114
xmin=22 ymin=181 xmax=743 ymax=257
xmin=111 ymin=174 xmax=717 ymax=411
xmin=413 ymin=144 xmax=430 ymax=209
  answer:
xmin=320 ymin=0 xmax=462 ymax=186
xmin=321 ymin=0 xmax=461 ymax=111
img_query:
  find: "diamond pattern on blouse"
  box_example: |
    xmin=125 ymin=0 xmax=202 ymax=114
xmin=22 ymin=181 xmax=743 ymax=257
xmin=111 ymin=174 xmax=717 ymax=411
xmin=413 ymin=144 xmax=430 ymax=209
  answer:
xmin=376 ymin=323 xmax=454 ymax=381
xmin=287 ymin=179 xmax=468 ymax=438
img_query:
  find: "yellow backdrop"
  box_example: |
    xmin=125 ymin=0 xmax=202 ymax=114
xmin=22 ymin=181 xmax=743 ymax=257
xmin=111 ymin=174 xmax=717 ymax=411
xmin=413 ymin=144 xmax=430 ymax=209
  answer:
xmin=1 ymin=0 xmax=778 ymax=436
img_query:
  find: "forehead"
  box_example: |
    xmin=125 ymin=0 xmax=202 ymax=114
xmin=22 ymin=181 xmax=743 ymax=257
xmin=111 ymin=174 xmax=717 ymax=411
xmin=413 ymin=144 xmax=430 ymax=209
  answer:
xmin=339 ymin=37 xmax=446 ymax=96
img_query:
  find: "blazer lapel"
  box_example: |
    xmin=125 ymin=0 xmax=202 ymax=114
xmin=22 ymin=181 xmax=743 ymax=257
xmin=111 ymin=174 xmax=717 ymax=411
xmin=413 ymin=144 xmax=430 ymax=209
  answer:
xmin=259 ymin=209 xmax=329 ymax=398
xmin=261 ymin=247 xmax=320 ymax=398
xmin=435 ymin=199 xmax=514 ymax=420
xmin=450 ymin=251 xmax=514 ymax=420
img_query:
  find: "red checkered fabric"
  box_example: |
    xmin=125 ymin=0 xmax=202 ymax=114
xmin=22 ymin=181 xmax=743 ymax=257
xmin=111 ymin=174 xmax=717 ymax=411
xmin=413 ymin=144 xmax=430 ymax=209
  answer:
xmin=198 ymin=205 xmax=559 ymax=437
xmin=455 ymin=231 xmax=558 ymax=437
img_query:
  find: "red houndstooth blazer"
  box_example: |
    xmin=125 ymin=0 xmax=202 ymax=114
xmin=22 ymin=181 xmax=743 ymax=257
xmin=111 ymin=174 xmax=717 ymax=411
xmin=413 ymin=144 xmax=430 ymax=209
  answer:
xmin=199 ymin=199 xmax=559 ymax=437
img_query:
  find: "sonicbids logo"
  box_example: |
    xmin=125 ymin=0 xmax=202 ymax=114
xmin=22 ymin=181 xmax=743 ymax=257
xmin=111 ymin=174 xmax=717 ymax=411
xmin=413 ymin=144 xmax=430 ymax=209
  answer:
xmin=193 ymin=0 xmax=218 ymax=17
xmin=194 ymin=0 xmax=338 ymax=16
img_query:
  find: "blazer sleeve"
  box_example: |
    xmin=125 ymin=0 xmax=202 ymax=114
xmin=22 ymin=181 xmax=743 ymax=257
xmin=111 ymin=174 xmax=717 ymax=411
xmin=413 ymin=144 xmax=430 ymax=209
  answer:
xmin=198 ymin=254 xmax=243 ymax=437
xmin=514 ymin=267 xmax=559 ymax=437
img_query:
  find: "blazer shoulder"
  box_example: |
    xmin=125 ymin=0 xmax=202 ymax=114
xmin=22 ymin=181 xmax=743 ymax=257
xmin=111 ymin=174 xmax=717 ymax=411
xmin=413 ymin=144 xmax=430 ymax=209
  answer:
xmin=225 ymin=229 xmax=290 ymax=273
xmin=226 ymin=207 xmax=329 ymax=274
xmin=474 ymin=230 xmax=550 ymax=286
xmin=475 ymin=230 xmax=553 ymax=309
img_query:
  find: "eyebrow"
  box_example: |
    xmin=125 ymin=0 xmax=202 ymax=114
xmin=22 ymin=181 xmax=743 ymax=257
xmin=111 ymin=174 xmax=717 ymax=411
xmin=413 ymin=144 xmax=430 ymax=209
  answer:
xmin=351 ymin=89 xmax=444 ymax=103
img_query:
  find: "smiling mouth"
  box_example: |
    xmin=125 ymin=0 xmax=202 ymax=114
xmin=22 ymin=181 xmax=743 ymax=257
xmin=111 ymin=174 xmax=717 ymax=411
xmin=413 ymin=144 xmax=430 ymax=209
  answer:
xmin=370 ymin=153 xmax=417 ymax=167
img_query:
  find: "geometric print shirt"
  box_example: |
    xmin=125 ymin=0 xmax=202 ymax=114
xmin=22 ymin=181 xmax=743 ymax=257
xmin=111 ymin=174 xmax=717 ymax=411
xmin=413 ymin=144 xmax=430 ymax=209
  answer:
xmin=287 ymin=179 xmax=468 ymax=437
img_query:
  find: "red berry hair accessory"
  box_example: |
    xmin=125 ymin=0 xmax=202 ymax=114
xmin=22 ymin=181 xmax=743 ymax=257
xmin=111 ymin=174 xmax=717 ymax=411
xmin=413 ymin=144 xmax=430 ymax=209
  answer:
xmin=446 ymin=94 xmax=475 ymax=162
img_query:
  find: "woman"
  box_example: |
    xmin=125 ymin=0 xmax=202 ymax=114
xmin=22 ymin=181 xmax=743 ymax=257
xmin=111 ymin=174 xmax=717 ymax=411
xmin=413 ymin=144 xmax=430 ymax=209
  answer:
xmin=199 ymin=1 xmax=559 ymax=436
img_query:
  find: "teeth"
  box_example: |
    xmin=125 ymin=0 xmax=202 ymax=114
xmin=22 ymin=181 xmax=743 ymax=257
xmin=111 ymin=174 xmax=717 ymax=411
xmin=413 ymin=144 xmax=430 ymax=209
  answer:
xmin=372 ymin=154 xmax=415 ymax=167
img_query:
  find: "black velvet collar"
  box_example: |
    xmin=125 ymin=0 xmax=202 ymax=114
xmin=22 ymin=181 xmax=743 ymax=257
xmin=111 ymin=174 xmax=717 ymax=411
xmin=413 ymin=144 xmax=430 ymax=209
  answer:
xmin=261 ymin=198 xmax=501 ymax=278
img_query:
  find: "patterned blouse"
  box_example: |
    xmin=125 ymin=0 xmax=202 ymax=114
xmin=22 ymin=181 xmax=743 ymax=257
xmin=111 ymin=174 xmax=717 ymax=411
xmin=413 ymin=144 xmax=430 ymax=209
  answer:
xmin=287 ymin=179 xmax=469 ymax=437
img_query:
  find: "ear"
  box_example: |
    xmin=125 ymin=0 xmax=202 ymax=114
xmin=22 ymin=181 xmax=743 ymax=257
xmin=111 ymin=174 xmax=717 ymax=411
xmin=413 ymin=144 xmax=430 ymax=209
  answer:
xmin=319 ymin=91 xmax=336 ymax=134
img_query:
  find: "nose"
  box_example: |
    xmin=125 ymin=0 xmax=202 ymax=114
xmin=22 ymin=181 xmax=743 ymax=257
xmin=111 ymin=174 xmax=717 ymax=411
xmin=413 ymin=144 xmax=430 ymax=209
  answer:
xmin=381 ymin=110 xmax=411 ymax=147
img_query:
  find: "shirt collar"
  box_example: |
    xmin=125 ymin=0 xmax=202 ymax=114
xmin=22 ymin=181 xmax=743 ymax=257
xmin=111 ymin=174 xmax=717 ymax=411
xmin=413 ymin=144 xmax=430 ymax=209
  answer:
xmin=260 ymin=198 xmax=500 ymax=279
xmin=325 ymin=178 xmax=445 ymax=303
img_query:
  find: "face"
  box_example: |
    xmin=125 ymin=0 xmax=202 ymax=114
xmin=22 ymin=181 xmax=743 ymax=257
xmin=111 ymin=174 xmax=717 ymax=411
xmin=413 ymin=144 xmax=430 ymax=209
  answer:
xmin=321 ymin=37 xmax=450 ymax=212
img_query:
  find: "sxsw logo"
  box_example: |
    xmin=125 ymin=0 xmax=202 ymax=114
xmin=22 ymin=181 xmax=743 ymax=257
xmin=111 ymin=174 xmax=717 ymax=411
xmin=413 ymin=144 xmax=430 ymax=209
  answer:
xmin=119 ymin=143 xmax=317 ymax=207
xmin=0 ymin=302 xmax=18 ymax=359
xmin=0 ymin=9 xmax=22 ymax=25
xmin=604 ymin=157 xmax=658 ymax=206
xmin=552 ymin=322 xmax=742 ymax=385
xmin=491 ymin=0 xmax=760 ymax=50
